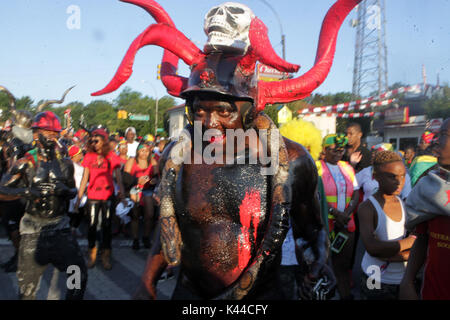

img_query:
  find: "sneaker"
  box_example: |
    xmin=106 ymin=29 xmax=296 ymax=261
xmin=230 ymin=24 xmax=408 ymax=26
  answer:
xmin=132 ymin=239 xmax=140 ymax=251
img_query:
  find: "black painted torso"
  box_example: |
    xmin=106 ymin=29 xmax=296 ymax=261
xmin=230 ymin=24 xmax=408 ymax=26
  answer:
xmin=177 ymin=159 xmax=270 ymax=297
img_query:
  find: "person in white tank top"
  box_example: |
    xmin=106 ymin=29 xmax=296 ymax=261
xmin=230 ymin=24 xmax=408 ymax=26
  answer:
xmin=357 ymin=151 xmax=416 ymax=300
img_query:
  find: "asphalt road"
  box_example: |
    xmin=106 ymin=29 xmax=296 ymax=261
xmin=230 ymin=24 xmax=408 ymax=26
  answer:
xmin=0 ymin=225 xmax=364 ymax=300
xmin=0 ymin=233 xmax=177 ymax=300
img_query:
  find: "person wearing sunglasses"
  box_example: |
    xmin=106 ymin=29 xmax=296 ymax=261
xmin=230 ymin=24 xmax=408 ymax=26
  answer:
xmin=316 ymin=133 xmax=360 ymax=300
xmin=124 ymin=142 xmax=159 ymax=250
xmin=75 ymin=128 xmax=126 ymax=270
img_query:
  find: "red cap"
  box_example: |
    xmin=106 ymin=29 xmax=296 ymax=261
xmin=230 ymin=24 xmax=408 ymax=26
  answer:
xmin=68 ymin=145 xmax=82 ymax=158
xmin=92 ymin=128 xmax=108 ymax=140
xmin=74 ymin=129 xmax=86 ymax=139
xmin=421 ymin=131 xmax=435 ymax=144
xmin=31 ymin=111 xmax=62 ymax=132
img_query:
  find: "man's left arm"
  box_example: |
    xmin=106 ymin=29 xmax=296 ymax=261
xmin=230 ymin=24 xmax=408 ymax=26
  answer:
xmin=287 ymin=147 xmax=332 ymax=280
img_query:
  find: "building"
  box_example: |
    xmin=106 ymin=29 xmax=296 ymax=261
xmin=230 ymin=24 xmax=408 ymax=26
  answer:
xmin=375 ymin=84 xmax=444 ymax=151
xmin=166 ymin=103 xmax=187 ymax=139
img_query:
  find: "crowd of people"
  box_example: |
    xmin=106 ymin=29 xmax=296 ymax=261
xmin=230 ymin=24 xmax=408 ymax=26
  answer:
xmin=0 ymin=110 xmax=169 ymax=298
xmin=0 ymin=101 xmax=448 ymax=301
xmin=281 ymin=119 xmax=449 ymax=300
xmin=0 ymin=0 xmax=448 ymax=301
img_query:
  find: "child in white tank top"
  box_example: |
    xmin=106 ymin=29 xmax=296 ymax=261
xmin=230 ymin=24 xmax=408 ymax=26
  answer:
xmin=357 ymin=151 xmax=416 ymax=300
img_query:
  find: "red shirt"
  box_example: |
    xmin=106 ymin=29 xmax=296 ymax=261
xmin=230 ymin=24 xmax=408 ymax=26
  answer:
xmin=130 ymin=160 xmax=153 ymax=190
xmin=415 ymin=216 xmax=450 ymax=300
xmin=82 ymin=151 xmax=122 ymax=200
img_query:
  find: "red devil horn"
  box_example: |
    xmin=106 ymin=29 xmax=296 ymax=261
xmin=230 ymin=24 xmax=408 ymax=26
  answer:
xmin=91 ymin=24 xmax=205 ymax=96
xmin=249 ymin=17 xmax=300 ymax=73
xmin=120 ymin=0 xmax=175 ymax=25
xmin=256 ymin=0 xmax=362 ymax=111
xmin=120 ymin=0 xmax=188 ymax=97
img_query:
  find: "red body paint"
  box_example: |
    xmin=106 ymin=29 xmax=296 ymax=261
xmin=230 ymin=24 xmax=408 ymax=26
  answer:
xmin=237 ymin=190 xmax=262 ymax=270
xmin=445 ymin=190 xmax=450 ymax=206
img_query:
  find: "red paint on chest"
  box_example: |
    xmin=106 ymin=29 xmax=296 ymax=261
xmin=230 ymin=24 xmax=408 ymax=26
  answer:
xmin=237 ymin=190 xmax=262 ymax=271
xmin=445 ymin=190 xmax=450 ymax=206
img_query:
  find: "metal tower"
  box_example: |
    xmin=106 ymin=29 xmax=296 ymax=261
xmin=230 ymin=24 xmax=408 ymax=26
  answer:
xmin=352 ymin=0 xmax=388 ymax=98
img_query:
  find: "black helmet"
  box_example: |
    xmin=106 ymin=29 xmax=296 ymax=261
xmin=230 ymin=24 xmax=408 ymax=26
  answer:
xmin=180 ymin=52 xmax=256 ymax=102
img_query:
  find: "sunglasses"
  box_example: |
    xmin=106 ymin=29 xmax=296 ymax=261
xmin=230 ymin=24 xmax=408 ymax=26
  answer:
xmin=90 ymin=139 xmax=101 ymax=144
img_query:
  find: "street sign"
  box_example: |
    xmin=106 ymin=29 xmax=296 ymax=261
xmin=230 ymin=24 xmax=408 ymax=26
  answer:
xmin=129 ymin=114 xmax=150 ymax=121
xmin=257 ymin=63 xmax=291 ymax=81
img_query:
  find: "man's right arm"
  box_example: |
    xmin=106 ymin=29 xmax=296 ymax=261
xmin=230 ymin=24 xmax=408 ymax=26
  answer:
xmin=0 ymin=159 xmax=33 ymax=199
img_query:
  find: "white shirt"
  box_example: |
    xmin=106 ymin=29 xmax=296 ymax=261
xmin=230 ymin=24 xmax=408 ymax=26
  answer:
xmin=69 ymin=162 xmax=87 ymax=212
xmin=361 ymin=196 xmax=407 ymax=284
xmin=326 ymin=163 xmax=359 ymax=212
xmin=127 ymin=140 xmax=139 ymax=158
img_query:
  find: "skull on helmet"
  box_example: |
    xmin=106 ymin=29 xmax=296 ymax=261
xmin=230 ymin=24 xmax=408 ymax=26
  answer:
xmin=203 ymin=2 xmax=255 ymax=55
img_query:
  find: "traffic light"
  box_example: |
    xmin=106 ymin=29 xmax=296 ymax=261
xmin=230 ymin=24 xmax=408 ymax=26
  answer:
xmin=157 ymin=64 xmax=161 ymax=80
xmin=117 ymin=110 xmax=128 ymax=119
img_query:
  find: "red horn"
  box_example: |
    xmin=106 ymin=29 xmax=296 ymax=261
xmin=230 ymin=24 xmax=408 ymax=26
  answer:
xmin=249 ymin=17 xmax=300 ymax=73
xmin=120 ymin=0 xmax=174 ymax=25
xmin=91 ymin=23 xmax=205 ymax=96
xmin=120 ymin=0 xmax=188 ymax=97
xmin=255 ymin=0 xmax=362 ymax=111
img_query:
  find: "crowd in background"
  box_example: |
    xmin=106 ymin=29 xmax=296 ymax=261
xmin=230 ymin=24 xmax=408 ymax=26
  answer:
xmin=0 ymin=114 xmax=449 ymax=301
xmin=0 ymin=123 xmax=170 ymax=273
xmin=279 ymin=118 xmax=449 ymax=300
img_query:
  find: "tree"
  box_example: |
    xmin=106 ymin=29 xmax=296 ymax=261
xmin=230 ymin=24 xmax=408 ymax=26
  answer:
xmin=424 ymin=85 xmax=450 ymax=119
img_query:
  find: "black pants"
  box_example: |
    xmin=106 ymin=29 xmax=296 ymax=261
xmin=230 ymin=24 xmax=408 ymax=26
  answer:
xmin=17 ymin=229 xmax=87 ymax=300
xmin=86 ymin=199 xmax=112 ymax=249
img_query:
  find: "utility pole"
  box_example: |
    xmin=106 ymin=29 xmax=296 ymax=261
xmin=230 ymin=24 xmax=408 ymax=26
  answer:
xmin=258 ymin=0 xmax=286 ymax=60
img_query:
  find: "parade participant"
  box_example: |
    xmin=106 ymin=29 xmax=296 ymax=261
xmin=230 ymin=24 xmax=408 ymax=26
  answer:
xmin=358 ymin=150 xmax=414 ymax=300
xmin=0 ymin=86 xmax=73 ymax=273
xmin=316 ymin=133 xmax=359 ymax=300
xmin=344 ymin=122 xmax=371 ymax=173
xmin=93 ymin=0 xmax=361 ymax=299
xmin=400 ymin=118 xmax=450 ymax=300
xmin=0 ymin=86 xmax=33 ymax=273
xmin=356 ymin=143 xmax=412 ymax=202
xmin=404 ymin=145 xmax=416 ymax=169
xmin=124 ymin=141 xmax=158 ymax=250
xmin=117 ymin=140 xmax=129 ymax=166
xmin=67 ymin=145 xmax=86 ymax=233
xmin=75 ymin=128 xmax=126 ymax=270
xmin=0 ymin=110 xmax=87 ymax=299
xmin=279 ymin=118 xmax=329 ymax=299
xmin=125 ymin=127 xmax=139 ymax=158
xmin=409 ymin=131 xmax=438 ymax=187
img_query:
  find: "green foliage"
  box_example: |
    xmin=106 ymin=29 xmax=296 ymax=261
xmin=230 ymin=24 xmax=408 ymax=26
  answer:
xmin=263 ymin=104 xmax=280 ymax=126
xmin=0 ymin=86 xmax=176 ymax=137
xmin=424 ymin=85 xmax=450 ymax=119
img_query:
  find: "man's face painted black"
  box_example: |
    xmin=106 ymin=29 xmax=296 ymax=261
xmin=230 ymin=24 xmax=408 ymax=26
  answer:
xmin=191 ymin=96 xmax=255 ymax=145
xmin=35 ymin=129 xmax=59 ymax=158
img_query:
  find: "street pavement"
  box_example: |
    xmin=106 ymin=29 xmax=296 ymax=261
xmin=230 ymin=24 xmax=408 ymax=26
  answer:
xmin=0 ymin=235 xmax=177 ymax=300
xmin=0 ymin=226 xmax=364 ymax=300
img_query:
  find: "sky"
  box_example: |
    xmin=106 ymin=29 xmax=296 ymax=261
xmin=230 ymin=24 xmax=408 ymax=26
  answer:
xmin=0 ymin=0 xmax=448 ymax=107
